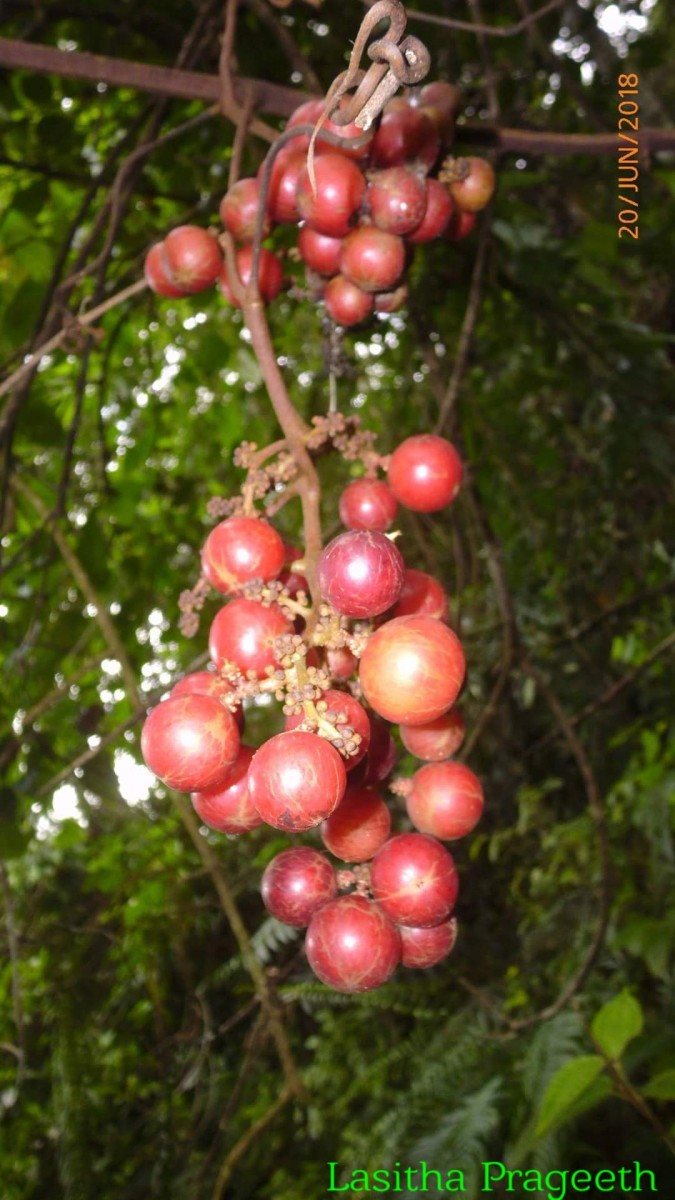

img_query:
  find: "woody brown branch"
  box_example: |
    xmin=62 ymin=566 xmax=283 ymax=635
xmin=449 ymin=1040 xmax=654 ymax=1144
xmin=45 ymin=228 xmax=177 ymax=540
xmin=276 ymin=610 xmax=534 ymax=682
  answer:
xmin=1 ymin=37 xmax=674 ymax=156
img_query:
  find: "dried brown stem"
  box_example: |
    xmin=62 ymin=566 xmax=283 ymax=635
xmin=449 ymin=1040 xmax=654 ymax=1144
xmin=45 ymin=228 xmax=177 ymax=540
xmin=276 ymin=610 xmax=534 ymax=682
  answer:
xmin=211 ymin=1082 xmax=294 ymax=1200
xmin=405 ymin=0 xmax=566 ymax=37
xmin=530 ymin=630 xmax=675 ymax=754
xmin=175 ymin=798 xmax=304 ymax=1101
xmin=2 ymin=37 xmax=673 ymax=157
xmin=242 ymin=300 xmax=323 ymax=608
xmin=12 ymin=478 xmax=143 ymax=707
xmin=0 ymin=860 xmax=26 ymax=1085
xmin=506 ymin=659 xmax=611 ymax=1032
xmin=434 ymin=213 xmax=492 ymax=438
xmin=0 ymin=278 xmax=147 ymax=410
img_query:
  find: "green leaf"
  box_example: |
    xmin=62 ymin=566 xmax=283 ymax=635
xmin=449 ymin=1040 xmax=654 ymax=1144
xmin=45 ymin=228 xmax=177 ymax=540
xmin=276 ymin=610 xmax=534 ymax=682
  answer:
xmin=641 ymin=1069 xmax=675 ymax=1100
xmin=591 ymin=989 xmax=644 ymax=1060
xmin=535 ymin=1055 xmax=604 ymax=1136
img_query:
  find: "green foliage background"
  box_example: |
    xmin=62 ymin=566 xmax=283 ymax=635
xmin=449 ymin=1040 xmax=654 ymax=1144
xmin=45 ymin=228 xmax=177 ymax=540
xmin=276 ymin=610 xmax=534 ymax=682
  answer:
xmin=0 ymin=0 xmax=674 ymax=1196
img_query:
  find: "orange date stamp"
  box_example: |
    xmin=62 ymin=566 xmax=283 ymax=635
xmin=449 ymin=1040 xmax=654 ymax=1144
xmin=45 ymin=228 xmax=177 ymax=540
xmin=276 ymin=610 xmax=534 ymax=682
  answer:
xmin=617 ymin=73 xmax=639 ymax=240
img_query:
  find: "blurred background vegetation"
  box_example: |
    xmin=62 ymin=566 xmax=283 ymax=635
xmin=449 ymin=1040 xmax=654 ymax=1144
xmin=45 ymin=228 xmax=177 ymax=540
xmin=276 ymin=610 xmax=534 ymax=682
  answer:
xmin=0 ymin=0 xmax=674 ymax=1196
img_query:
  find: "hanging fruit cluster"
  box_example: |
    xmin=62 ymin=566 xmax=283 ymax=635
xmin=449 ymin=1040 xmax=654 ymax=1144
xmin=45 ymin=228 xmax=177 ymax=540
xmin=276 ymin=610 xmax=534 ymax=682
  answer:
xmin=140 ymin=418 xmax=485 ymax=993
xmin=144 ymin=81 xmax=495 ymax=324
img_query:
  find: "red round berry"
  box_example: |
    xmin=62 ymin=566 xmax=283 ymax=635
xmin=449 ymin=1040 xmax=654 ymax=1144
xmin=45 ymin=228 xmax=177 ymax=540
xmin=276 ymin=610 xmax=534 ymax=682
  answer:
xmin=209 ymin=598 xmax=291 ymax=679
xmin=339 ymin=478 xmax=398 ymax=532
xmin=297 ymin=226 xmax=344 ymax=276
xmin=264 ymin=147 xmax=307 ymax=223
xmin=400 ymin=917 xmax=458 ymax=969
xmin=324 ymin=276 xmax=374 ymax=327
xmin=248 ymin=731 xmax=346 ymax=831
xmin=326 ymin=645 xmax=359 ymax=682
xmin=407 ymin=179 xmax=453 ymax=244
xmin=162 ymin=226 xmax=223 ymax=293
xmin=373 ymin=283 xmax=409 ymax=314
xmin=448 ymin=157 xmax=496 ymax=213
xmin=390 ymin=568 xmax=450 ymax=621
xmin=359 ymin=615 xmax=465 ymax=725
xmin=201 ymin=516 xmax=285 ymax=595
xmin=141 ymin=694 xmax=240 ymax=792
xmin=400 ymin=709 xmax=465 ymax=761
xmin=191 ymin=745 xmax=259 ymax=833
xmin=296 ymin=154 xmax=366 ymax=238
xmin=388 ymin=434 xmax=463 ymax=512
xmin=219 ymin=177 xmax=271 ymax=243
xmin=144 ymin=242 xmax=188 ymax=298
xmin=219 ymin=246 xmax=284 ymax=307
xmin=318 ymin=530 xmax=405 ymax=618
xmin=446 ymin=209 xmax=477 ymax=241
xmin=169 ymin=670 xmax=244 ymax=731
xmin=340 ymin=227 xmax=405 ymax=294
xmin=262 ymin=846 xmax=337 ymax=926
xmin=371 ymin=101 xmax=439 ymax=170
xmin=370 ymin=832 xmax=458 ymax=927
xmin=305 ymin=895 xmax=401 ymax=992
xmin=406 ymin=761 xmax=483 ymax=840
xmin=321 ymin=786 xmax=391 ymax=862
xmin=367 ymin=167 xmax=427 ymax=236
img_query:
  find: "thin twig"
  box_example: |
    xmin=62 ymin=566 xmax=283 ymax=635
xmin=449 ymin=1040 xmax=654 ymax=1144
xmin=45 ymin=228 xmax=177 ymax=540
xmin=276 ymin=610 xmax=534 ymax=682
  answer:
xmin=434 ymin=213 xmax=492 ymax=437
xmin=0 ymin=861 xmax=26 ymax=1085
xmin=405 ymin=0 xmax=566 ymax=38
xmin=507 ymin=659 xmax=611 ymax=1032
xmin=0 ymin=278 xmax=147 ymax=408
xmin=211 ymin=1083 xmax=294 ymax=1200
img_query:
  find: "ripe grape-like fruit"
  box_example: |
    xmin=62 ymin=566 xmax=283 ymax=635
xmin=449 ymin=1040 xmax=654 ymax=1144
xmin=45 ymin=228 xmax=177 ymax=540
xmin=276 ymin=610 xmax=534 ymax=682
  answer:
xmin=339 ymin=478 xmax=398 ymax=532
xmin=406 ymin=761 xmax=483 ymax=840
xmin=446 ymin=208 xmax=477 ymax=241
xmin=373 ymin=282 xmax=408 ymax=314
xmin=261 ymin=846 xmax=337 ymax=927
xmin=141 ymin=694 xmax=240 ymax=792
xmin=201 ymin=516 xmax=285 ymax=595
xmin=340 ymin=227 xmax=406 ymax=294
xmin=169 ymin=669 xmax=244 ymax=731
xmin=418 ymin=80 xmax=463 ymax=116
xmin=387 ymin=434 xmax=463 ymax=512
xmin=367 ymin=167 xmax=427 ymax=236
xmin=297 ymin=226 xmax=344 ymax=276
xmin=288 ymin=97 xmax=374 ymax=160
xmin=296 ymin=154 xmax=366 ymax=238
xmin=144 ymin=242 xmax=188 ymax=297
xmin=305 ymin=895 xmax=401 ymax=992
xmin=219 ymin=177 xmax=271 ymax=243
xmin=407 ymin=179 xmax=453 ymax=244
xmin=359 ymin=614 xmax=465 ymax=725
xmin=416 ymin=81 xmax=462 ymax=146
xmin=264 ymin=147 xmax=307 ymax=223
xmin=448 ymin=156 xmax=496 ymax=213
xmin=400 ymin=708 xmax=465 ymax=761
xmin=371 ymin=101 xmax=439 ymax=170
xmin=321 ymin=786 xmax=391 ymax=862
xmin=324 ymin=276 xmax=374 ymax=327
xmin=361 ymin=714 xmax=398 ymax=784
xmin=318 ymin=530 xmax=405 ymax=618
xmin=390 ymin=568 xmax=449 ymax=621
xmin=248 ymin=731 xmax=346 ymax=830
xmin=400 ymin=917 xmax=458 ymax=969
xmin=326 ymin=645 xmax=359 ymax=682
xmin=370 ymin=832 xmax=459 ymax=927
xmin=219 ymin=246 xmax=284 ymax=307
xmin=162 ymin=226 xmax=223 ymax=293
xmin=209 ymin=598 xmax=291 ymax=679
xmin=191 ymin=745 xmax=259 ymax=833
xmin=284 ymin=689 xmax=370 ymax=769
